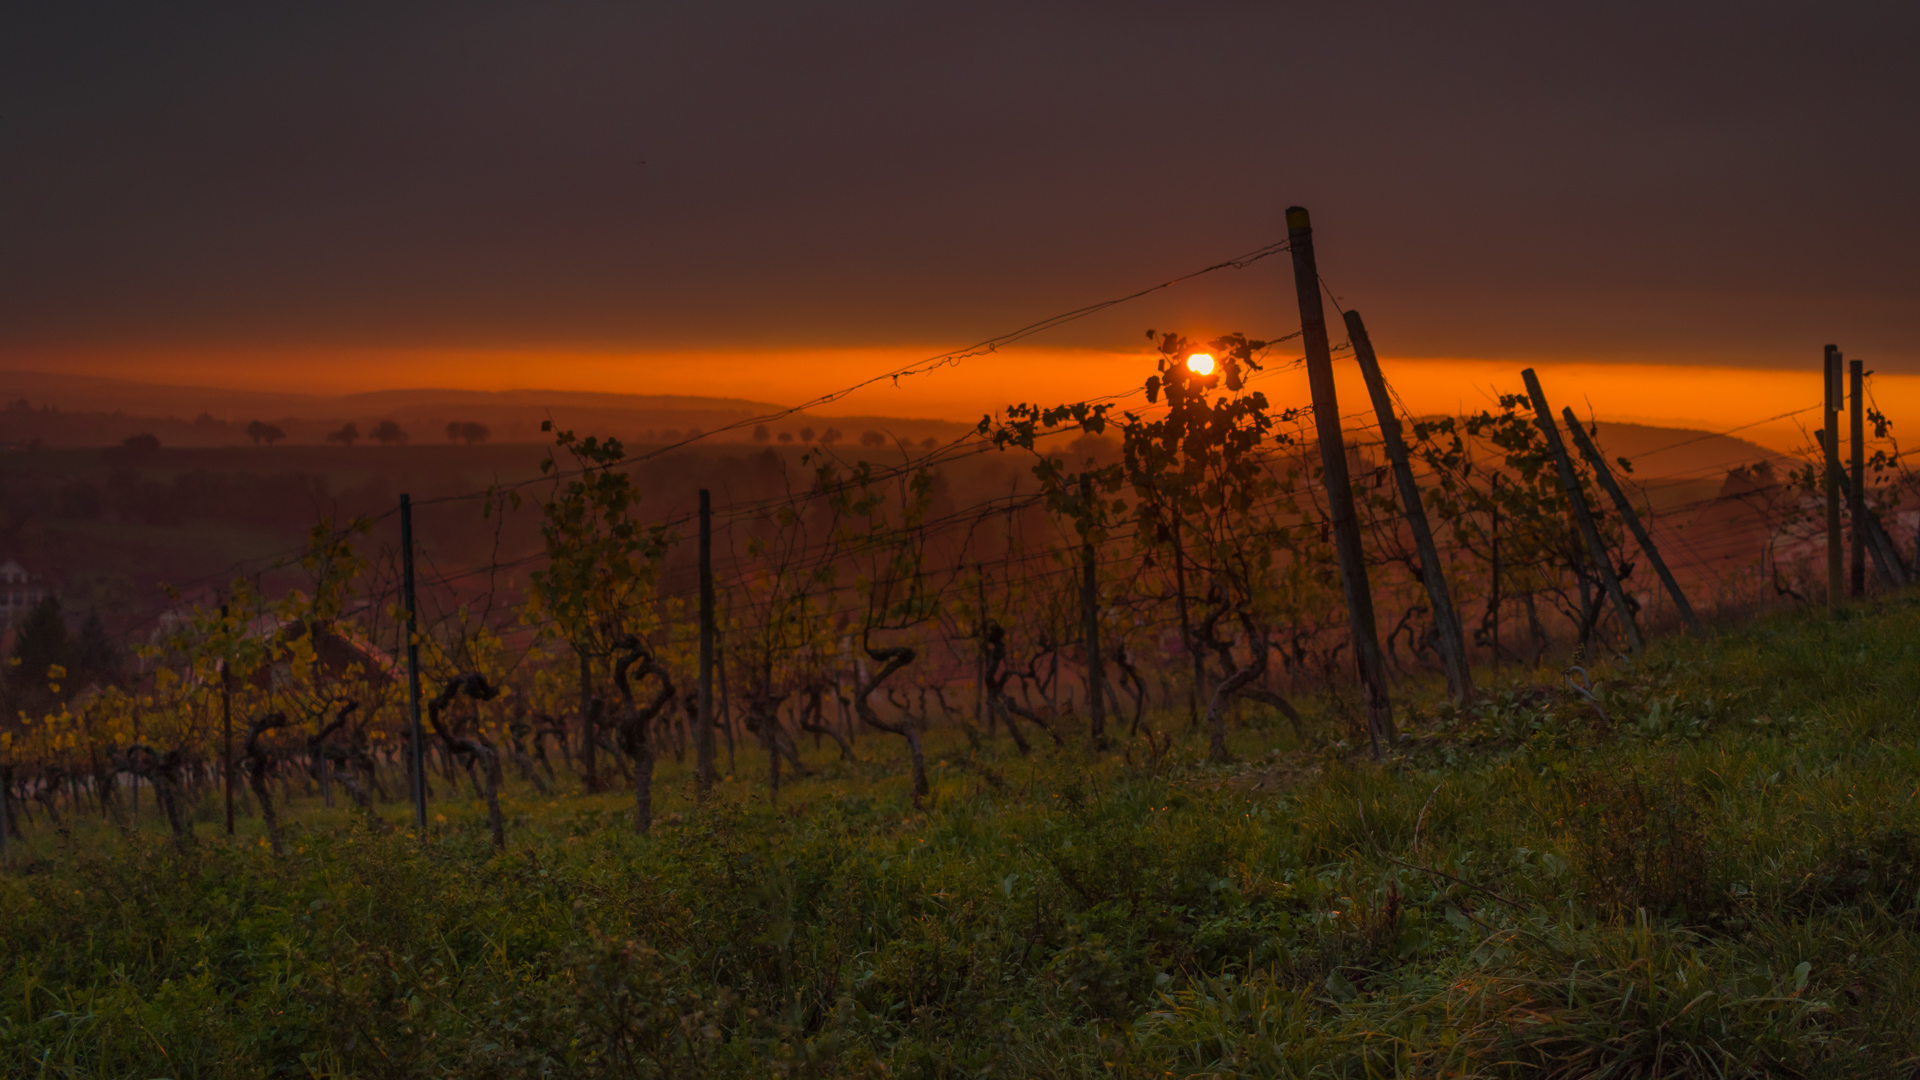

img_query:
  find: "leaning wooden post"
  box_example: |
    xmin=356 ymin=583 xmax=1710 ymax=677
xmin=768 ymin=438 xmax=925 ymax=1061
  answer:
xmin=1825 ymin=345 xmax=1844 ymax=609
xmin=1818 ymin=429 xmax=1901 ymax=586
xmin=1080 ymin=473 xmax=1106 ymax=746
xmin=1850 ymin=358 xmax=1867 ymax=598
xmin=1287 ymin=206 xmax=1396 ymax=753
xmin=696 ymin=488 xmax=716 ymax=799
xmin=1347 ymin=310 xmax=1473 ymax=702
xmin=1520 ymin=370 xmax=1644 ymax=653
xmin=1562 ymin=408 xmax=1704 ymax=636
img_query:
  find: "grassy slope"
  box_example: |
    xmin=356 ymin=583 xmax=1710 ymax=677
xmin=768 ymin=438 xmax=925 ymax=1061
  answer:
xmin=6 ymin=597 xmax=1920 ymax=1077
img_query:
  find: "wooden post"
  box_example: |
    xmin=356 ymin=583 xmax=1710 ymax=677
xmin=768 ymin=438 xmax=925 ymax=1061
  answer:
xmin=1851 ymin=358 xmax=1866 ymax=598
xmin=1562 ymin=408 xmax=1704 ymax=635
xmin=400 ymin=493 xmax=428 ymax=832
xmin=1346 ymin=310 xmax=1473 ymax=702
xmin=1825 ymin=345 xmax=1843 ymax=609
xmin=1287 ymin=206 xmax=1395 ymax=753
xmin=1080 ymin=473 xmax=1105 ymax=746
xmin=1818 ymin=429 xmax=1902 ymax=586
xmin=697 ymin=488 xmax=716 ymax=798
xmin=1519 ymin=370 xmax=1644 ymax=653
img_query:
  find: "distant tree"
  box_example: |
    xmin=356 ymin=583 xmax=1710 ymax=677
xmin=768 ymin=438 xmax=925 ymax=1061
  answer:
xmin=800 ymin=427 xmax=815 ymax=443
xmin=120 ymin=433 xmax=161 ymax=454
xmin=72 ymin=611 xmax=121 ymax=686
xmin=245 ymin=420 xmax=286 ymax=446
xmin=325 ymin=422 xmax=361 ymax=446
xmin=777 ymin=431 xmax=794 ymax=443
xmin=859 ymin=430 xmax=886 ymax=448
xmin=446 ymin=421 xmax=490 ymax=445
xmin=6 ymin=595 xmax=70 ymax=715
xmin=5 ymin=398 xmax=29 ymax=412
xmin=192 ymin=412 xmax=223 ymax=429
xmin=752 ymin=424 xmax=771 ymax=443
xmin=921 ymin=436 xmax=937 ymax=449
xmin=370 ymin=420 xmax=408 ymax=446
xmin=663 ymin=429 xmax=682 ymax=440
xmin=820 ymin=427 xmax=842 ymax=446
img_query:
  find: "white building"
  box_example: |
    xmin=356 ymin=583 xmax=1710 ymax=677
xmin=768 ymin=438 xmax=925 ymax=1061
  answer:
xmin=0 ymin=559 xmax=52 ymax=626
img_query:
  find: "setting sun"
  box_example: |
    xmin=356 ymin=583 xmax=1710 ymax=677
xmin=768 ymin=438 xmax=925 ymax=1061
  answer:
xmin=1186 ymin=352 xmax=1215 ymax=376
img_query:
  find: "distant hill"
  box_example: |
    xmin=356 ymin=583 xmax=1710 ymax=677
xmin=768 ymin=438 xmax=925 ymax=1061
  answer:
xmin=0 ymin=371 xmax=974 ymax=449
xmin=1578 ymin=420 xmax=1783 ymax=481
xmin=0 ymin=370 xmax=1785 ymax=482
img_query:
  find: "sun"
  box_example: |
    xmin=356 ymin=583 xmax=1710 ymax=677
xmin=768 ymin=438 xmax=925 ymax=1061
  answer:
xmin=1185 ymin=352 xmax=1215 ymax=377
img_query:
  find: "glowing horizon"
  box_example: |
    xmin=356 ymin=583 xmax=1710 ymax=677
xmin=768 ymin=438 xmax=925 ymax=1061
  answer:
xmin=4 ymin=344 xmax=1900 ymax=456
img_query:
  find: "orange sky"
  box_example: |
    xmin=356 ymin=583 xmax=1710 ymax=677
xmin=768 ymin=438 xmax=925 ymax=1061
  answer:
xmin=23 ymin=345 xmax=1890 ymax=456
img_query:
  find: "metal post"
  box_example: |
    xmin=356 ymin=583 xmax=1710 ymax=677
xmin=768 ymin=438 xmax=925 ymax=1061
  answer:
xmin=221 ymin=627 xmax=234 ymax=836
xmin=400 ymin=493 xmax=427 ymax=832
xmin=1172 ymin=516 xmax=1201 ymax=728
xmin=1286 ymin=206 xmax=1395 ymax=753
xmin=696 ymin=488 xmax=716 ymax=798
xmin=975 ymin=565 xmax=988 ymax=731
xmin=1562 ymin=408 xmax=1703 ymax=635
xmin=1520 ymin=370 xmax=1643 ymax=653
xmin=1825 ymin=345 xmax=1843 ymax=609
xmin=1346 ymin=309 xmax=1473 ymax=701
xmin=1851 ymin=358 xmax=1866 ymax=599
xmin=1489 ymin=474 xmax=1501 ymax=670
xmin=1080 ymin=473 xmax=1105 ymax=745
xmin=577 ymin=647 xmax=597 ymax=792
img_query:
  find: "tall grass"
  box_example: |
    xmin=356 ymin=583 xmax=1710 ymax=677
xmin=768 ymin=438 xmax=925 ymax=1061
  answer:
xmin=6 ymin=596 xmax=1920 ymax=1076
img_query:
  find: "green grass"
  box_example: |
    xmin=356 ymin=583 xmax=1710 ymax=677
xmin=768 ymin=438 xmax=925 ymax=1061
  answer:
xmin=7 ymin=597 xmax=1920 ymax=1077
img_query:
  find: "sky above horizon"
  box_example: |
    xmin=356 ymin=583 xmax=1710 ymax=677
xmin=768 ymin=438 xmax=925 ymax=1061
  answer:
xmin=2 ymin=3 xmax=1915 ymax=435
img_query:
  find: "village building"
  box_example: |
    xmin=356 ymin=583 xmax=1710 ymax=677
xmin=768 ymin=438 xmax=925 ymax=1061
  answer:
xmin=0 ymin=557 xmax=53 ymax=627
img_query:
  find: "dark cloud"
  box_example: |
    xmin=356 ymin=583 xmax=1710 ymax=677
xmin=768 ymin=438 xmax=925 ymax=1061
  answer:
xmin=2 ymin=2 xmax=1914 ymax=366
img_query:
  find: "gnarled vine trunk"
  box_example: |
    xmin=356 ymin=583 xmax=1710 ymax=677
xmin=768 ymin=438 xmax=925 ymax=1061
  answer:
xmin=854 ymin=645 xmax=928 ymax=805
xmin=1199 ymin=608 xmax=1303 ymax=762
xmin=427 ymin=674 xmax=506 ymax=849
xmin=611 ymin=638 xmax=675 ymax=835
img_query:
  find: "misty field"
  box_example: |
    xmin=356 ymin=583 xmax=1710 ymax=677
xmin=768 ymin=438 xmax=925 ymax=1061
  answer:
xmin=6 ymin=597 xmax=1920 ymax=1077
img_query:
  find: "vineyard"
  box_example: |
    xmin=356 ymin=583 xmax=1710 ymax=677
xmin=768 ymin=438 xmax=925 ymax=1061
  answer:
xmin=4 ymin=211 xmax=1920 ymax=1076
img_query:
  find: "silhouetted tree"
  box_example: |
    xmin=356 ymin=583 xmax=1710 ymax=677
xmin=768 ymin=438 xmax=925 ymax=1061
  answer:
xmin=72 ymin=611 xmax=121 ymax=687
xmin=859 ymin=430 xmax=886 ymax=448
xmin=6 ymin=596 xmax=69 ymax=716
xmin=446 ymin=421 xmax=490 ymax=445
xmin=752 ymin=424 xmax=771 ymax=443
xmin=120 ymin=433 xmax=160 ymax=454
xmin=820 ymin=427 xmax=842 ymax=446
xmin=801 ymin=427 xmax=815 ymax=443
xmin=325 ymin=422 xmax=361 ymax=446
xmin=777 ymin=431 xmax=794 ymax=443
xmin=370 ymin=420 xmax=408 ymax=445
xmin=245 ymin=420 xmax=286 ymax=446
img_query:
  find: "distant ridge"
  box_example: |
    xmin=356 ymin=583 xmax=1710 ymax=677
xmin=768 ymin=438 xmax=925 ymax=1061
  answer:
xmin=0 ymin=370 xmax=974 ymax=449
